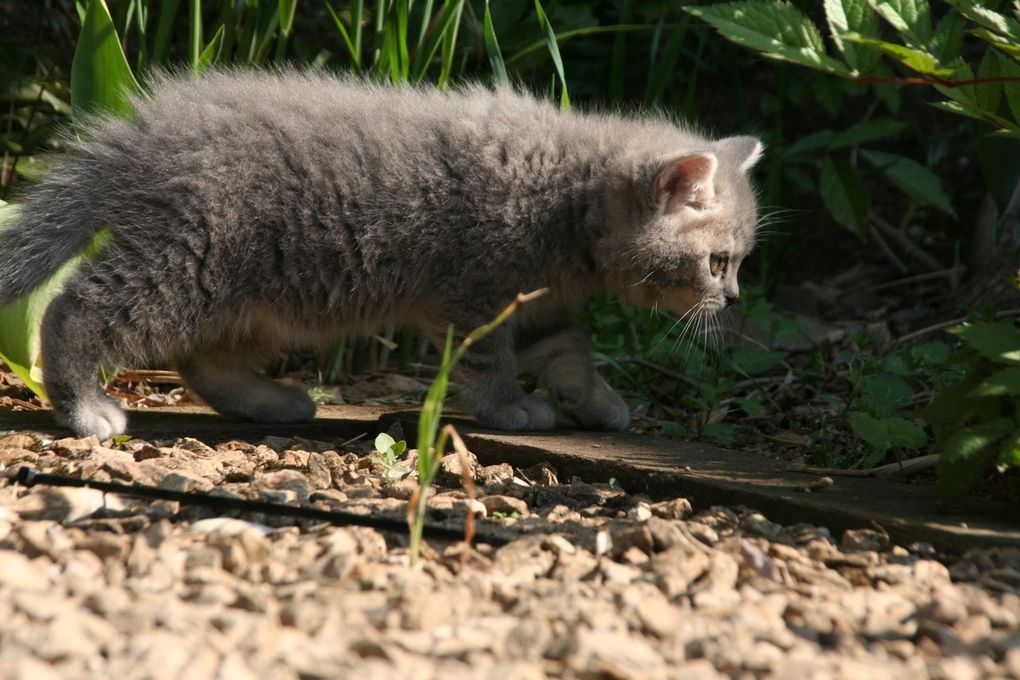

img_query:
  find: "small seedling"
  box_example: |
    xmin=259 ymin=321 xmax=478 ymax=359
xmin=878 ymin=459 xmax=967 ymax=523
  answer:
xmin=490 ymin=511 xmax=520 ymax=521
xmin=370 ymin=432 xmax=409 ymax=481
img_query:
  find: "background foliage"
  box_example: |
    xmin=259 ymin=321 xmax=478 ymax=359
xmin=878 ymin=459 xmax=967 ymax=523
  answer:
xmin=0 ymin=0 xmax=1017 ymax=504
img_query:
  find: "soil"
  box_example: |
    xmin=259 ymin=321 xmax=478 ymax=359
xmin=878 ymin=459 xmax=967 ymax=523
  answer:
xmin=1 ymin=421 xmax=1018 ymax=679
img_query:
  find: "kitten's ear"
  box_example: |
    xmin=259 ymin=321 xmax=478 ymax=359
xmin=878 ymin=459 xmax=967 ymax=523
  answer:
xmin=719 ymin=135 xmax=764 ymax=173
xmin=653 ymin=153 xmax=718 ymax=214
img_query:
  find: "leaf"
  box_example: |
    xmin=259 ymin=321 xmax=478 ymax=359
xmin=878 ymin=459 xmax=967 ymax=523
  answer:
xmin=374 ymin=432 xmax=396 ymax=453
xmin=730 ymin=347 xmax=788 ymax=376
xmin=325 ymin=2 xmax=361 ymax=68
xmin=885 ymin=417 xmax=926 ymax=448
xmin=820 ymin=155 xmax=870 ymax=237
xmin=0 ymin=206 xmax=104 ymax=399
xmin=860 ymin=372 xmax=913 ymax=416
xmin=942 ymin=0 xmax=1020 ymax=43
xmin=841 ymin=33 xmax=951 ymax=76
xmin=976 ymin=48 xmax=1004 ymax=117
xmin=482 ymin=0 xmax=510 ymax=88
xmin=861 ymin=150 xmax=957 ymax=217
xmin=930 ymin=10 xmax=965 ymax=66
xmin=926 ymin=366 xmax=998 ymax=442
xmin=702 ymin=421 xmax=734 ymax=446
xmin=999 ymin=431 xmax=1020 ymax=468
xmin=949 ymin=321 xmax=1020 ymax=365
xmin=195 ymin=24 xmax=225 ymax=75
xmin=970 ymin=367 xmax=1020 ymax=397
xmin=736 ymin=397 xmax=764 ymax=416
xmin=849 ymin=411 xmax=892 ymax=452
xmin=534 ymin=0 xmax=570 ymax=110
xmin=825 ymin=0 xmax=881 ymax=74
xmin=868 ymin=0 xmax=931 ymax=44
xmin=909 ymin=341 xmax=949 ymax=365
xmin=71 ymin=0 xmax=144 ymax=123
xmin=786 ymin=118 xmax=908 ymax=157
xmin=685 ymin=2 xmax=851 ymax=76
xmin=278 ymin=0 xmax=297 ymax=37
xmin=936 ymin=418 xmax=1014 ymax=503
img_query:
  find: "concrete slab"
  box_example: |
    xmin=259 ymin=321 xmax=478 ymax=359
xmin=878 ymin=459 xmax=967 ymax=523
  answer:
xmin=3 ymin=405 xmax=1017 ymax=553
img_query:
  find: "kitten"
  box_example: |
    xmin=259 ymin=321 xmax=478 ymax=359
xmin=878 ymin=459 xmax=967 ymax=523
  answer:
xmin=0 ymin=70 xmax=762 ymax=439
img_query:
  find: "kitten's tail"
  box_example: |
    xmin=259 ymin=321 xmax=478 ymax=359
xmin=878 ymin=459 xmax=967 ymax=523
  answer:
xmin=0 ymin=165 xmax=108 ymax=307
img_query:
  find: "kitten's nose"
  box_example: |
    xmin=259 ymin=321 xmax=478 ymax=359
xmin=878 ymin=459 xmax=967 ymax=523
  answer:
xmin=724 ymin=292 xmax=740 ymax=307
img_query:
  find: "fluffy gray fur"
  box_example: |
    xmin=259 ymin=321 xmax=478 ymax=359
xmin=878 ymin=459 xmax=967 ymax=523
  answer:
xmin=0 ymin=70 xmax=763 ymax=439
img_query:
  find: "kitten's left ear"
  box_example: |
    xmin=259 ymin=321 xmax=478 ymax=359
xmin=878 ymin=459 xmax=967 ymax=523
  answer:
xmin=719 ymin=136 xmax=764 ymax=173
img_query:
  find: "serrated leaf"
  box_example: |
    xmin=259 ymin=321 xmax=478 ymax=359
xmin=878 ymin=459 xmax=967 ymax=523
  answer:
xmin=71 ymin=0 xmax=144 ymax=123
xmin=820 ymin=155 xmax=870 ymax=237
xmin=884 ymin=417 xmax=927 ymax=448
xmin=909 ymin=341 xmax=949 ymax=365
xmin=730 ymin=347 xmax=788 ymax=376
xmin=686 ymin=2 xmax=851 ymax=76
xmin=926 ymin=366 xmax=998 ymax=442
xmin=970 ymin=366 xmax=1020 ymax=397
xmin=702 ymin=421 xmax=734 ymax=446
xmin=861 ymin=150 xmax=957 ymax=217
xmin=849 ymin=411 xmax=892 ymax=451
xmin=950 ymin=321 xmax=1020 ymax=364
xmin=971 ymin=29 xmax=1020 ymax=61
xmin=860 ymin=372 xmax=913 ymax=416
xmin=930 ymin=11 xmax=965 ymax=66
xmin=943 ymin=0 xmax=1020 ymax=42
xmin=868 ymin=0 xmax=931 ymax=44
xmin=976 ymin=48 xmax=1004 ymax=116
xmin=785 ymin=118 xmax=908 ymax=157
xmin=825 ymin=0 xmax=882 ymax=73
xmin=936 ymin=418 xmax=1014 ymax=503
xmin=842 ymin=33 xmax=951 ymax=76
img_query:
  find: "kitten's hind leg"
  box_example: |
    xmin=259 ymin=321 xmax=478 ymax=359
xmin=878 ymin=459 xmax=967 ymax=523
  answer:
xmin=176 ymin=348 xmax=316 ymax=423
xmin=40 ymin=293 xmax=128 ymax=439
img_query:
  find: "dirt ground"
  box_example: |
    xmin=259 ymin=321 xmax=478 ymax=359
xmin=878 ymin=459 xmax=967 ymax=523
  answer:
xmin=0 ymin=422 xmax=1018 ymax=680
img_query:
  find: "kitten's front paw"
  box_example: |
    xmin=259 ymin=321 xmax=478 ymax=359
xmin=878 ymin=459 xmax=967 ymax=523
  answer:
xmin=57 ymin=396 xmax=129 ymax=440
xmin=475 ymin=393 xmax=557 ymax=431
xmin=562 ymin=376 xmax=630 ymax=431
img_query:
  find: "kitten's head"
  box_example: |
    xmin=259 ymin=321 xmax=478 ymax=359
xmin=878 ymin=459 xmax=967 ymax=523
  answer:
xmin=600 ymin=135 xmax=763 ymax=316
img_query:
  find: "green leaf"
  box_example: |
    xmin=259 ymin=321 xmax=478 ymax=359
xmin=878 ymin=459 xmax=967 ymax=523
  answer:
xmin=151 ymin=0 xmax=181 ymax=65
xmin=999 ymin=431 xmax=1020 ymax=468
xmin=976 ymin=48 xmax=1004 ymax=117
xmin=375 ymin=432 xmax=395 ymax=453
xmin=482 ymin=0 xmax=510 ymax=88
xmin=534 ymin=0 xmax=571 ymax=110
xmin=909 ymin=341 xmax=949 ymax=366
xmin=702 ymin=421 xmax=734 ymax=446
xmin=970 ymin=367 xmax=1020 ymax=397
xmin=861 ymin=150 xmax=957 ymax=217
xmin=860 ymin=372 xmax=913 ymax=416
xmin=926 ymin=366 xmax=997 ymax=442
xmin=786 ymin=119 xmax=908 ymax=157
xmin=841 ymin=33 xmax=951 ymax=76
xmin=0 ymin=206 xmax=110 ymax=399
xmin=930 ymin=10 xmax=965 ymax=66
xmin=730 ymin=347 xmax=788 ymax=376
xmin=820 ymin=155 xmax=870 ymax=237
xmin=195 ymin=24 xmax=225 ymax=74
xmin=685 ymin=2 xmax=851 ymax=76
xmin=936 ymin=418 xmax=1014 ymax=503
xmin=868 ymin=0 xmax=931 ymax=44
xmin=849 ymin=411 xmax=892 ymax=452
xmin=949 ymin=321 xmax=1020 ymax=365
xmin=278 ymin=0 xmax=297 ymax=37
xmin=825 ymin=0 xmax=882 ymax=74
xmin=71 ymin=0 xmax=144 ymax=123
xmin=325 ymin=2 xmax=361 ymax=69
xmin=942 ymin=0 xmax=1020 ymax=43
xmin=885 ymin=417 xmax=926 ymax=448
xmin=736 ymin=396 xmax=764 ymax=416
xmin=188 ymin=0 xmax=202 ymax=69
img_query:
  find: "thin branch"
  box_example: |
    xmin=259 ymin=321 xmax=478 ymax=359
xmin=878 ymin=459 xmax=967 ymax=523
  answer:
xmin=870 ymin=211 xmax=945 ymax=273
xmin=895 ymin=308 xmax=1020 ymax=345
xmin=854 ymin=74 xmax=1020 ymax=88
xmin=868 ymin=225 xmax=910 ymax=274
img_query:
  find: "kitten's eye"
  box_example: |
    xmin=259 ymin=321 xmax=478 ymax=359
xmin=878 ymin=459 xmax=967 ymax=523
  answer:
xmin=709 ymin=252 xmax=729 ymax=277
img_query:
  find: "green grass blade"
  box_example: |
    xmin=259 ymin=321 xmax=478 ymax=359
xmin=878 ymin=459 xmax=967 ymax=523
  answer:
xmin=415 ymin=0 xmax=435 ymax=53
xmin=351 ymin=0 xmax=363 ymax=61
xmin=411 ymin=0 xmax=464 ymax=84
xmin=151 ymin=0 xmax=181 ymax=65
xmin=533 ymin=0 xmax=569 ymax=110
xmin=274 ymin=0 xmax=299 ymax=61
xmin=436 ymin=0 xmax=465 ymax=88
xmin=505 ymin=24 xmax=654 ymax=67
xmin=188 ymin=0 xmax=202 ymax=69
xmin=196 ymin=24 xmax=225 ymax=73
xmin=71 ymin=0 xmax=144 ymax=123
xmin=482 ymin=0 xmax=509 ymax=87
xmin=645 ymin=17 xmax=689 ymax=107
xmin=325 ymin=1 xmax=361 ymax=68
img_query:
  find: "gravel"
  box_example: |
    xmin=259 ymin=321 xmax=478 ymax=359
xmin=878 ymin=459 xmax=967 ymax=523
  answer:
xmin=0 ymin=429 xmax=1018 ymax=679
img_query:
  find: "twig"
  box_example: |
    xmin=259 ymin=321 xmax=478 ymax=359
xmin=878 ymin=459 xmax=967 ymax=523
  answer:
xmin=868 ymin=225 xmax=910 ymax=274
xmin=852 ymin=267 xmax=964 ymax=294
xmin=596 ymin=356 xmax=699 ymax=387
xmin=11 ymin=467 xmax=510 ymax=545
xmin=895 ymin=308 xmax=1020 ymax=345
xmin=446 ymin=425 xmax=476 ymax=566
xmin=787 ymin=462 xmax=875 ymax=477
xmin=870 ymin=212 xmax=945 ymax=273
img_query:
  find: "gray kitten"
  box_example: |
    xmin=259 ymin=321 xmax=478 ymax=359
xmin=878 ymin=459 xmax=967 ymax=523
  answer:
xmin=0 ymin=71 xmax=762 ymax=439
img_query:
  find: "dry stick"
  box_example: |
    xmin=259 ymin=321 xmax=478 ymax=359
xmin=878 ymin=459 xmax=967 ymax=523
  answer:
xmin=868 ymin=224 xmax=910 ymax=275
xmin=895 ymin=308 xmax=1020 ymax=345
xmin=853 ymin=267 xmax=964 ymax=294
xmin=446 ymin=424 xmax=476 ymax=567
xmin=870 ymin=212 xmax=945 ymax=273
